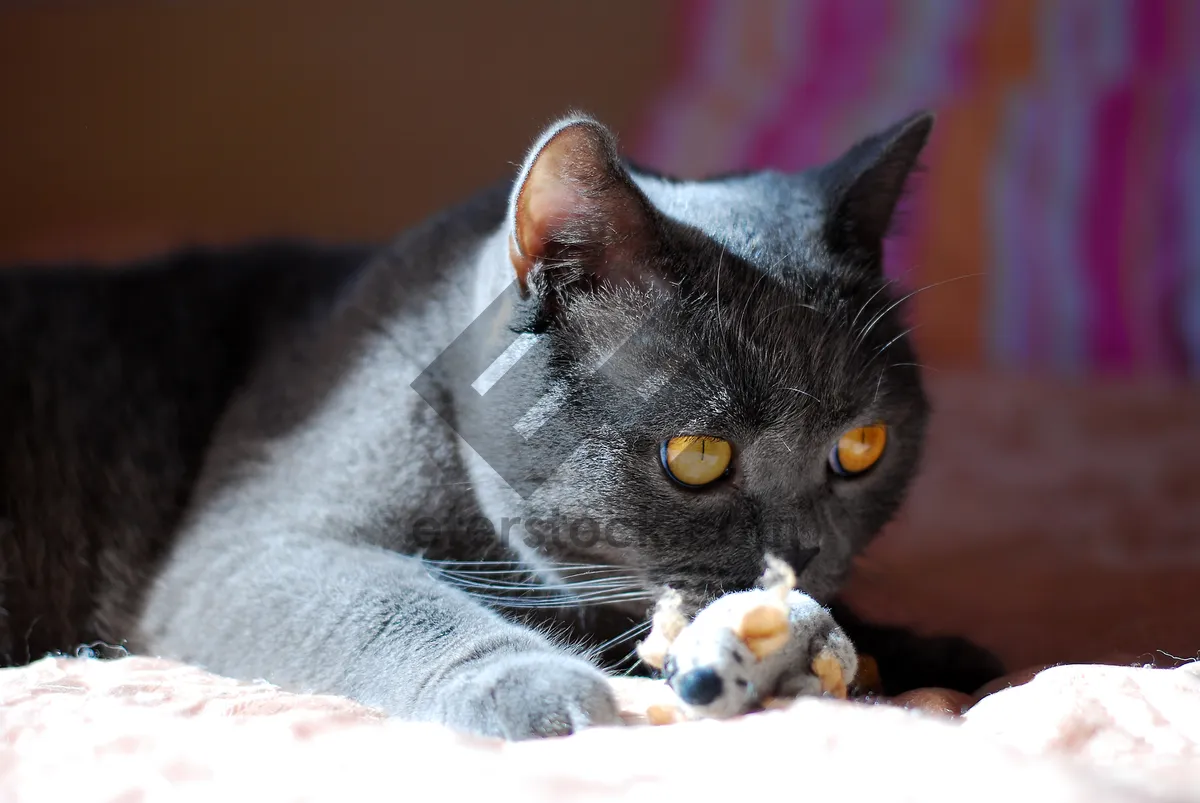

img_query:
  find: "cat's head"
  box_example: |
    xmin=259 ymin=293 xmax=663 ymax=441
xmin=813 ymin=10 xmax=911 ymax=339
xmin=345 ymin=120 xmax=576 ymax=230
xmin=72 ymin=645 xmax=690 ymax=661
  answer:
xmin=467 ymin=111 xmax=932 ymax=611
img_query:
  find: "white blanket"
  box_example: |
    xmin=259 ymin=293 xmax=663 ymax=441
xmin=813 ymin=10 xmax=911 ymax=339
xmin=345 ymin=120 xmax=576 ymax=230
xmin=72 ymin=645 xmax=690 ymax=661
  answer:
xmin=2 ymin=656 xmax=1198 ymax=802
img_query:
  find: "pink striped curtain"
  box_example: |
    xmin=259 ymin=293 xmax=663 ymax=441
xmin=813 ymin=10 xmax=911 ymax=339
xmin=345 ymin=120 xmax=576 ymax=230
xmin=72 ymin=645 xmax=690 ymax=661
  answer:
xmin=630 ymin=0 xmax=1200 ymax=378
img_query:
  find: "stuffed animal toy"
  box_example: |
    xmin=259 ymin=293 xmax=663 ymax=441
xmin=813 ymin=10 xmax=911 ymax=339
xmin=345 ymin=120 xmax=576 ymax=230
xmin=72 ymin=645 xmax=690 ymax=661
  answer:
xmin=635 ymin=555 xmax=859 ymax=724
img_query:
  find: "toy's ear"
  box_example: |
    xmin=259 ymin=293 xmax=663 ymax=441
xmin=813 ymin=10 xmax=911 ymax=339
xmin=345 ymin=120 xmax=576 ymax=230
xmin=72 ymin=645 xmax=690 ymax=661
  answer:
xmin=759 ymin=553 xmax=797 ymax=601
xmin=637 ymin=589 xmax=687 ymax=670
xmin=733 ymin=601 xmax=791 ymax=660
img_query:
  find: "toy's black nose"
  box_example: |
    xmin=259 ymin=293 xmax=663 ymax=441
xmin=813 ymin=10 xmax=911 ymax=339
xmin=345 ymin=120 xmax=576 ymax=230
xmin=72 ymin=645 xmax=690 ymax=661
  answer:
xmin=671 ymin=668 xmax=724 ymax=706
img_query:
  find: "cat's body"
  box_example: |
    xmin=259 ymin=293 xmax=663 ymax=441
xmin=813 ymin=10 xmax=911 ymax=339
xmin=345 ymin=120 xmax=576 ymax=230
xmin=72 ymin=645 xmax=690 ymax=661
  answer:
xmin=0 ymin=242 xmax=374 ymax=665
xmin=0 ymin=113 xmax=1002 ymax=739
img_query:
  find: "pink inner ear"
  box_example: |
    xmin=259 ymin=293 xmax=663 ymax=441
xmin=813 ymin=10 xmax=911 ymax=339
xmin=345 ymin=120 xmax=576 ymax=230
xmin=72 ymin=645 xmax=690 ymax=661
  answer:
xmin=513 ymin=125 xmax=602 ymax=261
xmin=510 ymin=120 xmax=657 ymax=296
xmin=516 ymin=169 xmax=587 ymax=261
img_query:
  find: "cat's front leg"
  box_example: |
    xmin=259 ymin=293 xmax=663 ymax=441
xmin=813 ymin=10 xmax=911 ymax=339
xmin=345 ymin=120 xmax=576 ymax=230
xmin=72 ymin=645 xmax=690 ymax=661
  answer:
xmin=138 ymin=534 xmax=620 ymax=740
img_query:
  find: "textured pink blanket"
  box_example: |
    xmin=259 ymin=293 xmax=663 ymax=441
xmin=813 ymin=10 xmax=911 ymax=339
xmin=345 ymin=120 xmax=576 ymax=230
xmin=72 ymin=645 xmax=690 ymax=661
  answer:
xmin=2 ymin=656 xmax=1198 ymax=802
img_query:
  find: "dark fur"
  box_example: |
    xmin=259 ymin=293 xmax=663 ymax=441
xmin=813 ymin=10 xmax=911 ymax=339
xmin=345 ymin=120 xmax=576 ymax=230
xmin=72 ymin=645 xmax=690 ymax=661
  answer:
xmin=0 ymin=243 xmax=372 ymax=664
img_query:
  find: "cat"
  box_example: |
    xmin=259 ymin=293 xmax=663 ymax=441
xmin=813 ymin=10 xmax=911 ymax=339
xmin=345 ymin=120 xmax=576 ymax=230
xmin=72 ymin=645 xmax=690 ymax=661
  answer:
xmin=0 ymin=111 xmax=1003 ymax=739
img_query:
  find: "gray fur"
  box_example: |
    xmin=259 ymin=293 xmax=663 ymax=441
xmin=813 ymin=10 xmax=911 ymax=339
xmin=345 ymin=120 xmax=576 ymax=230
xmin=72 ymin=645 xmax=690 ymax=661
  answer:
xmin=0 ymin=111 xmax=986 ymax=740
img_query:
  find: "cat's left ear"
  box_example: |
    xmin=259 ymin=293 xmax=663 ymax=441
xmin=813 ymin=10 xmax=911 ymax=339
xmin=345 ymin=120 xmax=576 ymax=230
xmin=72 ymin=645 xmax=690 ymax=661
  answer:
xmin=815 ymin=111 xmax=934 ymax=265
xmin=508 ymin=114 xmax=661 ymax=299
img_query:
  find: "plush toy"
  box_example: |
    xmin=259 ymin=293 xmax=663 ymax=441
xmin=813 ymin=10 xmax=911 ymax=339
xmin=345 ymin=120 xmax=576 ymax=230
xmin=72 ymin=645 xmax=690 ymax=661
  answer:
xmin=635 ymin=555 xmax=860 ymax=724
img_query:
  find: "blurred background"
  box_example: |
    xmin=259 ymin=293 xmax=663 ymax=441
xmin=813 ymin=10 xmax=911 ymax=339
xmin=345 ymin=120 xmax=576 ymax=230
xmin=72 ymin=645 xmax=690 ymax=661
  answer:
xmin=2 ymin=0 xmax=1198 ymax=675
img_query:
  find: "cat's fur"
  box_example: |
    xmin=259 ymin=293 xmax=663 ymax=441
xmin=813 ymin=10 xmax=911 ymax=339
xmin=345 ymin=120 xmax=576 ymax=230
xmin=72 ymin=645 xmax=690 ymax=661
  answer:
xmin=0 ymin=112 xmax=1002 ymax=739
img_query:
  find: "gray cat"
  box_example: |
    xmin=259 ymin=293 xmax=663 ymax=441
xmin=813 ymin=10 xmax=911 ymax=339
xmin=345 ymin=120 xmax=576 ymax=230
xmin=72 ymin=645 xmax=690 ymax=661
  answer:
xmin=0 ymin=111 xmax=1002 ymax=739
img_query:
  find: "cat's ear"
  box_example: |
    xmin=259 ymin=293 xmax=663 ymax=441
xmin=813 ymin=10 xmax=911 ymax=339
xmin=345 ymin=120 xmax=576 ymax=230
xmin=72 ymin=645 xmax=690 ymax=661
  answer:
xmin=508 ymin=114 xmax=660 ymax=299
xmin=815 ymin=111 xmax=934 ymax=264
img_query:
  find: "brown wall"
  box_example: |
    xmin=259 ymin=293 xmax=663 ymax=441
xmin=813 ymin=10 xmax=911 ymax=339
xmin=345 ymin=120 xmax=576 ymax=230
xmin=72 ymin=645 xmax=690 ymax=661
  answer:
xmin=0 ymin=0 xmax=673 ymax=264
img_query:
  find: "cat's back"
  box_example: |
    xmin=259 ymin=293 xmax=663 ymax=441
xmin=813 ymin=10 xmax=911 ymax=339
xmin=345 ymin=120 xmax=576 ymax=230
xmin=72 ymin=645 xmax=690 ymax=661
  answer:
xmin=0 ymin=241 xmax=373 ymax=665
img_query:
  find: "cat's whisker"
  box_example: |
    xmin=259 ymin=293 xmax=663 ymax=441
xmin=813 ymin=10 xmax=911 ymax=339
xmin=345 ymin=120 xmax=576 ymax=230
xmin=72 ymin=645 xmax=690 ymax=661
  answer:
xmin=433 ymin=573 xmax=634 ymax=588
xmin=715 ymin=238 xmax=727 ymax=328
xmin=769 ymin=245 xmax=800 ymax=271
xmin=591 ymin=619 xmax=652 ymax=656
xmin=420 ymin=559 xmax=627 ymax=571
xmin=435 ymin=575 xmax=642 ymax=594
xmin=615 ymin=642 xmax=648 ymax=675
xmin=425 ymin=566 xmax=639 ymax=591
xmin=852 ymin=324 xmax=921 ymax=384
xmin=783 ymin=387 xmax=823 ymax=405
xmin=761 ymin=301 xmax=821 ymax=325
xmin=559 ymin=589 xmax=654 ymax=603
xmin=461 ymin=589 xmax=654 ymax=610
xmin=426 ymin=564 xmax=631 ymax=579
xmin=553 ymin=566 xmax=641 ymax=579
xmin=419 ymin=559 xmax=621 ymax=567
xmin=854 ymin=273 xmax=983 ymax=350
xmin=849 ymin=279 xmax=894 ymax=334
xmin=734 ymin=268 xmax=773 ymax=342
xmin=872 ymin=326 xmax=919 ymax=362
xmin=427 ymin=559 xmax=651 ymax=608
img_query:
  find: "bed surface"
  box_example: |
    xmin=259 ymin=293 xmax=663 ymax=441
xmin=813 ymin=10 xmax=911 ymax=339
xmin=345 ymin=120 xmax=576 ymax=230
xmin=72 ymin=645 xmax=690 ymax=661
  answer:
xmin=2 ymin=655 xmax=1199 ymax=802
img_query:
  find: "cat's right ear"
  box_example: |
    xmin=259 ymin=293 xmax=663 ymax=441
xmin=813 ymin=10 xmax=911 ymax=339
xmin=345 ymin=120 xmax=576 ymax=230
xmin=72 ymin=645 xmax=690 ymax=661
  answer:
xmin=508 ymin=115 xmax=661 ymax=300
xmin=814 ymin=111 xmax=934 ymax=266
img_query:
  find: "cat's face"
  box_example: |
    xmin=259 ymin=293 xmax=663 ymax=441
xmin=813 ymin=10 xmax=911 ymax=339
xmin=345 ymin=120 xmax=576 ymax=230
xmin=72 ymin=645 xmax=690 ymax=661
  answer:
xmin=487 ymin=113 xmax=931 ymax=611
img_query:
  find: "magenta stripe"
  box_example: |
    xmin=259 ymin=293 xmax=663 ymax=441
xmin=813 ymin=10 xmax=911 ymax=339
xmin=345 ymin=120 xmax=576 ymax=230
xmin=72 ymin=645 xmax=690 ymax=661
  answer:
xmin=1082 ymin=87 xmax=1134 ymax=371
xmin=742 ymin=0 xmax=892 ymax=171
xmin=943 ymin=0 xmax=984 ymax=94
xmin=1131 ymin=92 xmax=1163 ymax=372
xmin=1133 ymin=0 xmax=1169 ymax=78
xmin=730 ymin=2 xmax=806 ymax=169
xmin=739 ymin=0 xmax=838 ymax=170
xmin=1160 ymin=80 xmax=1191 ymax=374
xmin=1127 ymin=0 xmax=1169 ymax=371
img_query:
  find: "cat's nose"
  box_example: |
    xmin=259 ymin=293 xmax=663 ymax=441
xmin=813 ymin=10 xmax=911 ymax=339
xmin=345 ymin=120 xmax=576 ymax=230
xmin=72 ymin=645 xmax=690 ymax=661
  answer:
xmin=784 ymin=546 xmax=821 ymax=575
xmin=671 ymin=667 xmax=724 ymax=706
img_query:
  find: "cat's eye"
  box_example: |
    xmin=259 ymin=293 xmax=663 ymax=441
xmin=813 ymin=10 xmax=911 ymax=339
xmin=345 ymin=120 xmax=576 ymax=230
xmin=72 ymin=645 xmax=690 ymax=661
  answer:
xmin=660 ymin=436 xmax=732 ymax=487
xmin=829 ymin=424 xmax=888 ymax=477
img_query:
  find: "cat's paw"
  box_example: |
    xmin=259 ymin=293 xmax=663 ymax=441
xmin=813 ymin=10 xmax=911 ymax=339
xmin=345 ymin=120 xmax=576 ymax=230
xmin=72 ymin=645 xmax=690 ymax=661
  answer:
xmin=431 ymin=651 xmax=621 ymax=740
xmin=660 ymin=588 xmax=857 ymax=719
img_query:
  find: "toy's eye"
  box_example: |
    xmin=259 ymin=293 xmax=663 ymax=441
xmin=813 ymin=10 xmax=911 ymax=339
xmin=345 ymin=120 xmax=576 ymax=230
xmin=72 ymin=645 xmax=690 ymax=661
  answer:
xmin=660 ymin=436 xmax=732 ymax=487
xmin=829 ymin=424 xmax=887 ymax=477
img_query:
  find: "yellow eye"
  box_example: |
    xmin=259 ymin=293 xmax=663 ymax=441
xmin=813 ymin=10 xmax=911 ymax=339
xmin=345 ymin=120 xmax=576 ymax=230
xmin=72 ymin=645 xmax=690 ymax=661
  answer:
xmin=831 ymin=424 xmax=888 ymax=476
xmin=660 ymin=436 xmax=732 ymax=487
